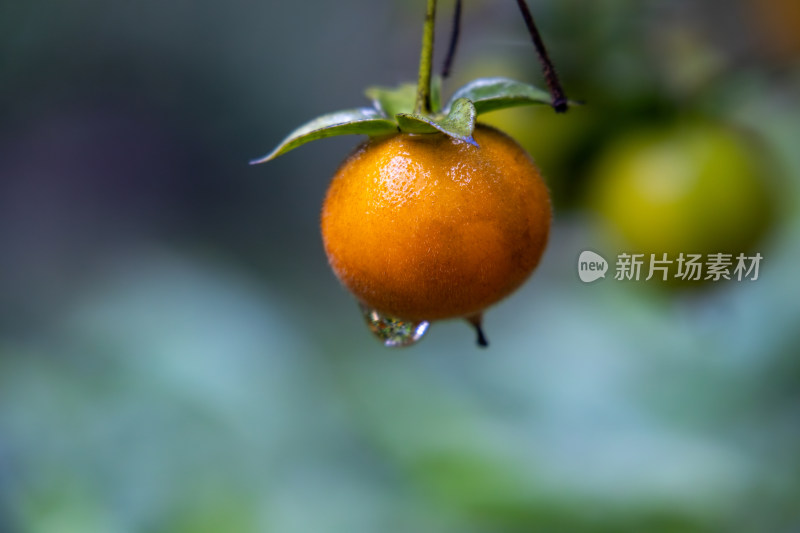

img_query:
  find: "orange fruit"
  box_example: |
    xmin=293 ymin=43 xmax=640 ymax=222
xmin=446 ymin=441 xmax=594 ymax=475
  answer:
xmin=321 ymin=124 xmax=551 ymax=323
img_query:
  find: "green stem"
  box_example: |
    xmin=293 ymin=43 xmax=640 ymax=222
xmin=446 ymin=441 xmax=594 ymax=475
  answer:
xmin=414 ymin=0 xmax=437 ymax=115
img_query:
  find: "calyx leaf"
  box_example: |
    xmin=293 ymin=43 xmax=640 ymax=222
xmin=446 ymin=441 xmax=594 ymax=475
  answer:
xmin=250 ymin=108 xmax=397 ymax=164
xmin=365 ymin=76 xmax=443 ymax=117
xmin=446 ymin=77 xmax=553 ymax=115
xmin=365 ymin=83 xmax=417 ymax=117
xmin=397 ymin=97 xmax=477 ymax=146
xmin=252 ymin=77 xmax=557 ymax=162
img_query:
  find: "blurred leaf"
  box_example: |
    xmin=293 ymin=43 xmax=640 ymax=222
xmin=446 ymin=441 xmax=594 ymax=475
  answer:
xmin=159 ymin=490 xmax=256 ymax=533
xmin=250 ymin=108 xmax=397 ymax=164
xmin=366 ymin=77 xmax=443 ymax=116
xmin=365 ymin=83 xmax=417 ymax=117
xmin=397 ymin=98 xmax=477 ymax=145
xmin=431 ymin=75 xmax=442 ymax=113
xmin=410 ymin=451 xmax=534 ymax=511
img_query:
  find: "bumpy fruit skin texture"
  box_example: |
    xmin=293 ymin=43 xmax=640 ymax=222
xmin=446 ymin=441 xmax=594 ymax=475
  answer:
xmin=321 ymin=125 xmax=551 ymax=322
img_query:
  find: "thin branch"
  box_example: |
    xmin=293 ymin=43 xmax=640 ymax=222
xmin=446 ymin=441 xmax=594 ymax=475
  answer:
xmin=441 ymin=0 xmax=463 ymax=78
xmin=514 ymin=0 xmax=568 ymax=112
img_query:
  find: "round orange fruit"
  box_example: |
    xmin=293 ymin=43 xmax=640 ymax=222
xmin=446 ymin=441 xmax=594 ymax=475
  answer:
xmin=321 ymin=124 xmax=551 ymax=323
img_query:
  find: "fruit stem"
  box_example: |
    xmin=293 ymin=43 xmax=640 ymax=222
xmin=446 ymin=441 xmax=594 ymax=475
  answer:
xmin=467 ymin=314 xmax=489 ymax=348
xmin=414 ymin=0 xmax=438 ymax=115
xmin=514 ymin=0 xmax=568 ymax=113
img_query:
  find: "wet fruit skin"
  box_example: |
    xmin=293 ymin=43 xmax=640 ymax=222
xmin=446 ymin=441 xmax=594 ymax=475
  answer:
xmin=321 ymin=124 xmax=551 ymax=322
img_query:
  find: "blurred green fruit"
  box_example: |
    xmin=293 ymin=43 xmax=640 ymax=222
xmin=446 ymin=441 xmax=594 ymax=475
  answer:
xmin=586 ymin=121 xmax=775 ymax=259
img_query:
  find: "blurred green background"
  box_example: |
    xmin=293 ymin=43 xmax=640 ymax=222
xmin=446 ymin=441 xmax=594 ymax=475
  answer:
xmin=1 ymin=0 xmax=799 ymax=531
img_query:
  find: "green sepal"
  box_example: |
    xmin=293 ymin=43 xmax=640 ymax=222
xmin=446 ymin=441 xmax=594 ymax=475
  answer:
xmin=366 ymin=77 xmax=443 ymax=117
xmin=365 ymin=83 xmax=417 ymax=117
xmin=252 ymin=77 xmax=564 ymax=163
xmin=394 ymin=115 xmax=438 ymax=134
xmin=396 ymin=98 xmax=478 ymax=146
xmin=430 ymin=75 xmax=442 ymax=114
xmin=250 ymin=108 xmax=397 ymax=164
xmin=446 ymin=77 xmax=554 ymax=115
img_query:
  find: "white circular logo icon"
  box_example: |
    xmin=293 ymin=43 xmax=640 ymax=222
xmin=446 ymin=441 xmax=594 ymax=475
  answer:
xmin=578 ymin=251 xmax=608 ymax=283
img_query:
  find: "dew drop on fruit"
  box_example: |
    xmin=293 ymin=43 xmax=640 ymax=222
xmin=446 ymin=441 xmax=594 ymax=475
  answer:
xmin=359 ymin=304 xmax=429 ymax=347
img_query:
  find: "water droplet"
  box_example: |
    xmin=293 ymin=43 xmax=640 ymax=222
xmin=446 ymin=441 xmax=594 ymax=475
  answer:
xmin=359 ymin=304 xmax=429 ymax=347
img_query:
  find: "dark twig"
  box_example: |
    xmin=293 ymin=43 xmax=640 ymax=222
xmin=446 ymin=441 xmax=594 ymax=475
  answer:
xmin=474 ymin=324 xmax=489 ymax=348
xmin=514 ymin=0 xmax=568 ymax=112
xmin=467 ymin=314 xmax=489 ymax=348
xmin=441 ymin=0 xmax=463 ymax=78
